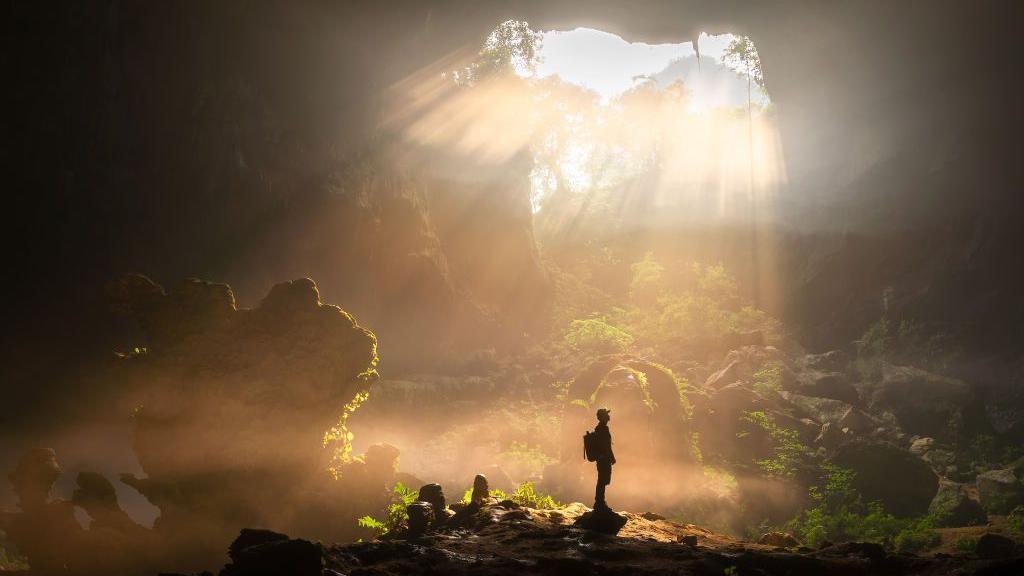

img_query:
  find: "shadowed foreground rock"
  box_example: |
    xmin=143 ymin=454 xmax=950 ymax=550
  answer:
xmin=189 ymin=501 xmax=1023 ymax=576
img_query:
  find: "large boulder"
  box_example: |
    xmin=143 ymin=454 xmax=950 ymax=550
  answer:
xmin=868 ymin=364 xmax=979 ymax=442
xmin=783 ymin=393 xmax=852 ymax=425
xmin=927 ymin=481 xmax=986 ymax=527
xmin=573 ymin=507 xmax=627 ymax=535
xmin=783 ymin=370 xmax=859 ymax=405
xmin=831 ymin=440 xmax=938 ymax=517
xmin=976 ymin=458 xmax=1024 ymax=514
xmin=221 ymin=531 xmax=323 ymax=576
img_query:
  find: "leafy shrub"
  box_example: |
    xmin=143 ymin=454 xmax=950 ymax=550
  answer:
xmin=499 ymin=442 xmax=556 ymax=479
xmin=740 ymin=411 xmax=809 ymax=479
xmin=787 ymin=464 xmax=939 ymax=552
xmin=564 ymin=317 xmax=634 ymax=354
xmin=357 ymin=481 xmax=419 ymax=535
xmin=617 ymin=256 xmax=779 ymax=356
xmin=509 ymin=481 xmax=559 ymax=509
xmin=752 ymin=362 xmax=783 ymax=396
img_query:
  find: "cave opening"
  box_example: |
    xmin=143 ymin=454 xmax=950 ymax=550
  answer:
xmin=449 ymin=20 xmax=785 ymax=230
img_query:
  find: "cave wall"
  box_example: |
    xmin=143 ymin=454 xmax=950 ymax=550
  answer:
xmin=3 ymin=0 xmax=1021 ymax=451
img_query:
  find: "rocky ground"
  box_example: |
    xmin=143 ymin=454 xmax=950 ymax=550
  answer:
xmin=207 ymin=500 xmax=1023 ymax=576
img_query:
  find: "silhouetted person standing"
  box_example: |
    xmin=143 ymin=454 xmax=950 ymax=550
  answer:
xmin=592 ymin=408 xmax=616 ymax=510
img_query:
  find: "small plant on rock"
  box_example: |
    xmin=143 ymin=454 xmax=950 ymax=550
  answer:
xmin=357 ymin=481 xmax=419 ymax=535
xmin=510 ymin=481 xmax=559 ymax=509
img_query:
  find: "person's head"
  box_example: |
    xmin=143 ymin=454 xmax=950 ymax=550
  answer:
xmin=596 ymin=408 xmax=611 ymax=423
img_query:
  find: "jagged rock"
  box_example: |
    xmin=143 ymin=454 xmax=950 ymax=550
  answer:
xmin=869 ymin=364 xmax=977 ymax=442
xmin=573 ymin=507 xmax=627 ymax=535
xmin=704 ymin=360 xmax=742 ymax=390
xmin=923 ymin=448 xmax=956 ymax=473
xmin=221 ymin=532 xmax=323 ymax=576
xmin=977 ymin=459 xmax=1024 ymax=514
xmin=108 ymin=275 xmax=380 ymax=567
xmin=417 ymin=483 xmax=446 ymax=514
xmin=5 ymin=448 xmax=83 ymax=575
xmin=406 ymin=501 xmax=433 ymax=536
xmin=910 ymin=437 xmax=935 ymax=456
xmin=470 ymin=474 xmax=489 ymax=505
xmin=758 ymin=532 xmax=800 ymax=547
xmin=928 ymin=481 xmax=986 ymax=527
xmin=784 ymin=370 xmax=859 ymax=404
xmin=815 ymin=421 xmax=852 ymax=450
xmin=784 ymin=393 xmax=851 ymax=425
xmin=837 ymin=406 xmax=879 ymax=435
xmin=831 ymin=440 xmax=938 ymax=517
xmin=798 ymin=350 xmax=849 ymax=373
xmin=976 ymin=533 xmax=1016 ymax=559
xmin=228 ymin=529 xmax=290 ymax=561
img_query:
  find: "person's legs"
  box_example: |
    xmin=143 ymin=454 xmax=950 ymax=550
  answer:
xmin=595 ymin=460 xmax=611 ymax=509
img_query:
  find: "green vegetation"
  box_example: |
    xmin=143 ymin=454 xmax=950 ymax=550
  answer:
xmin=499 ymin=442 xmax=556 ymax=479
xmin=509 ymin=481 xmax=559 ymax=510
xmin=357 ymin=481 xmax=419 ymax=535
xmin=324 ymin=390 xmax=371 ymax=478
xmin=787 ymin=464 xmax=940 ymax=552
xmin=740 ymin=411 xmax=810 ymax=479
xmin=752 ymin=362 xmax=783 ymax=396
xmin=564 ymin=317 xmax=634 ymax=354
xmin=613 ymin=256 xmax=778 ymax=358
xmin=460 ymin=20 xmax=540 ymax=84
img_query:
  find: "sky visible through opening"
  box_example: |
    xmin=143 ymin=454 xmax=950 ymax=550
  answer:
xmin=532 ymin=29 xmax=770 ymax=107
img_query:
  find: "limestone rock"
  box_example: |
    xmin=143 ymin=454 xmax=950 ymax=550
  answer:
xmin=784 ymin=370 xmax=859 ymax=404
xmin=910 ymin=437 xmax=935 ymax=456
xmin=798 ymin=350 xmax=850 ymax=373
xmin=870 ymin=364 xmax=977 ymax=442
xmin=573 ymin=507 xmax=627 ymax=535
xmin=417 ymin=483 xmax=447 ymax=513
xmin=831 ymin=440 xmax=938 ymax=517
xmin=470 ymin=474 xmax=489 ymax=505
xmin=221 ymin=531 xmax=322 ymax=576
xmin=406 ymin=502 xmax=434 ymax=537
xmin=927 ymin=481 xmax=986 ymax=527
xmin=977 ymin=460 xmax=1024 ymax=514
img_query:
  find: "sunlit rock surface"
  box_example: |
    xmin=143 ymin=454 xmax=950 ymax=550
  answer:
xmin=108 ymin=275 xmax=382 ymax=568
xmin=197 ymin=500 xmax=1023 ymax=576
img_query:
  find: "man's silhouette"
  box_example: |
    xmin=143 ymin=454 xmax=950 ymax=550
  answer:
xmin=592 ymin=408 xmax=616 ymax=510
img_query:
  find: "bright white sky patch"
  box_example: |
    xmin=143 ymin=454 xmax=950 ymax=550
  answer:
xmin=534 ymin=29 xmax=749 ymax=102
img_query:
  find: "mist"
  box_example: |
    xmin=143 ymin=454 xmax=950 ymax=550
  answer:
xmin=2 ymin=1 xmax=1022 ymax=575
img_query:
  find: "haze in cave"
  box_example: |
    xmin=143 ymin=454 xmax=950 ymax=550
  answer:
xmin=2 ymin=2 xmax=1023 ymax=575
